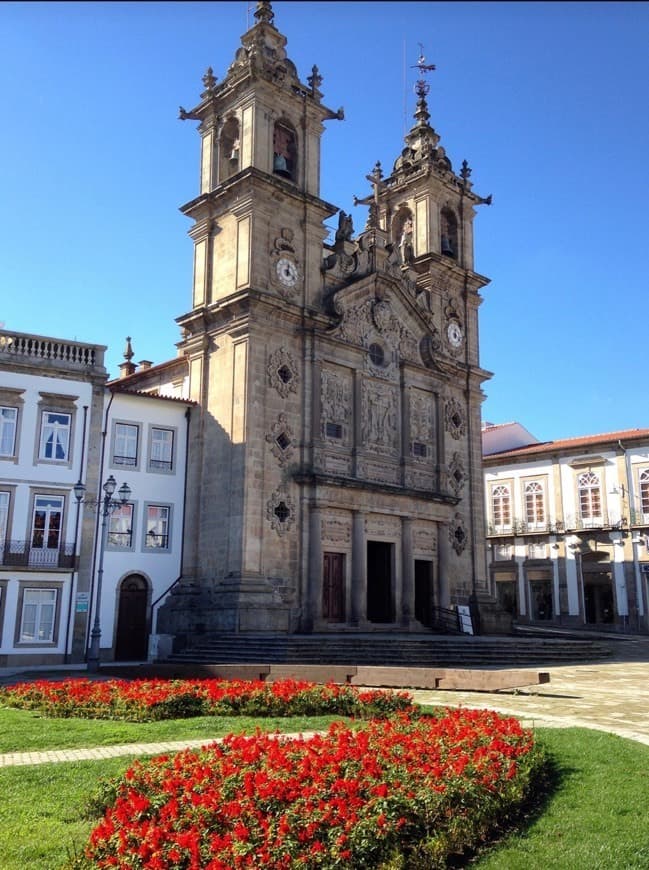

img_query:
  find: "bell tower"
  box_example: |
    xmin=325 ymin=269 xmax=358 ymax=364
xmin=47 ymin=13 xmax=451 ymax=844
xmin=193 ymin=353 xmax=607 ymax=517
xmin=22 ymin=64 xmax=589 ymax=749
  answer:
xmin=176 ymin=0 xmax=342 ymax=312
xmin=159 ymin=1 xmax=344 ymax=636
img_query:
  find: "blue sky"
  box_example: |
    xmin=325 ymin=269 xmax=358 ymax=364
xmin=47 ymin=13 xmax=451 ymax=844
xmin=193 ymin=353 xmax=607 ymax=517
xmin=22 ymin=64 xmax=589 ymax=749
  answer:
xmin=1 ymin=1 xmax=648 ymax=442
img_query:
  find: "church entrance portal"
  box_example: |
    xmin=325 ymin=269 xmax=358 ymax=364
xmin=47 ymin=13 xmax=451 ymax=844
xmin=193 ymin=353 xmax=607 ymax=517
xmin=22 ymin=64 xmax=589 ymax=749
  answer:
xmin=115 ymin=574 xmax=149 ymax=661
xmin=367 ymin=541 xmax=394 ymax=623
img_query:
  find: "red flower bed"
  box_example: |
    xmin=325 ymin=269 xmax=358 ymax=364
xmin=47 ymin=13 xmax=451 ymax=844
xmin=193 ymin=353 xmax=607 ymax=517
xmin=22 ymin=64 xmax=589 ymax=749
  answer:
xmin=0 ymin=677 xmax=413 ymax=721
xmin=70 ymin=708 xmax=545 ymax=869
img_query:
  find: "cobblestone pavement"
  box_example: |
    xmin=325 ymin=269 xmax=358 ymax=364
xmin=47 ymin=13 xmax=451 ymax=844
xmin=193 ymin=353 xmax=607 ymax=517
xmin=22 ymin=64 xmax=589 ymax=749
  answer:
xmin=1 ymin=641 xmax=648 ymax=767
xmin=411 ymin=656 xmax=649 ymax=747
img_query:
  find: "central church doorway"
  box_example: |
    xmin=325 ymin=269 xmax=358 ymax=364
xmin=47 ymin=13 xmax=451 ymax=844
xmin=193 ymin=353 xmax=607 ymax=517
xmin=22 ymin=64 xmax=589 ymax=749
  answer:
xmin=367 ymin=541 xmax=394 ymax=623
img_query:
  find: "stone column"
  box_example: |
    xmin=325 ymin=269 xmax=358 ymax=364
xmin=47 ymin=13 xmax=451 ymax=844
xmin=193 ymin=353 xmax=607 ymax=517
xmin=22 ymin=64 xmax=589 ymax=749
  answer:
xmin=303 ymin=506 xmax=322 ymax=632
xmin=438 ymin=522 xmax=451 ymax=609
xmin=401 ymin=516 xmax=414 ymax=627
xmin=351 ymin=511 xmax=365 ymax=625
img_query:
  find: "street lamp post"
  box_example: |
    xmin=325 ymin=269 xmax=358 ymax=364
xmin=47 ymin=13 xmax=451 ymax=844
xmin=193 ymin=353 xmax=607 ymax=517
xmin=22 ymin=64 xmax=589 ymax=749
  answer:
xmin=74 ymin=475 xmax=132 ymax=673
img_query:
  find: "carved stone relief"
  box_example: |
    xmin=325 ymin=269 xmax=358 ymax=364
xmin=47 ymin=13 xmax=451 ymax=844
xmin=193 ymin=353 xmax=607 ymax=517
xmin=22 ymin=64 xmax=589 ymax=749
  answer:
xmin=409 ymin=389 xmax=434 ymax=458
xmin=449 ymin=513 xmax=468 ymax=555
xmin=266 ymin=488 xmax=296 ymax=537
xmin=361 ymin=381 xmax=399 ymax=455
xmin=321 ymin=368 xmax=352 ymax=442
xmin=357 ymin=458 xmax=399 ymax=485
xmin=447 ymin=451 xmax=466 ymax=496
xmin=413 ymin=523 xmax=437 ymax=554
xmin=365 ymin=514 xmax=401 ymax=537
xmin=268 ymin=347 xmax=299 ymax=398
xmin=405 ymin=468 xmax=434 ymax=491
xmin=445 ymin=397 xmax=466 ymax=440
xmin=265 ymin=413 xmax=295 ymax=467
xmin=322 ymin=511 xmax=352 ymax=545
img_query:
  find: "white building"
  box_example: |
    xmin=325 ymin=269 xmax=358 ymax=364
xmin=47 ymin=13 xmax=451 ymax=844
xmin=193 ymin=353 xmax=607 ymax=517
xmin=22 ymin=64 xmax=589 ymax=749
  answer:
xmin=483 ymin=426 xmax=649 ymax=633
xmin=0 ymin=329 xmax=192 ymax=667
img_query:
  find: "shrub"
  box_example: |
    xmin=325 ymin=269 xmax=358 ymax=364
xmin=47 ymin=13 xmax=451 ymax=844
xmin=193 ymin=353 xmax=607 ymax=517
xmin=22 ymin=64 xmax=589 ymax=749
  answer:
xmin=0 ymin=677 xmax=413 ymax=722
xmin=69 ymin=708 xmax=547 ymax=869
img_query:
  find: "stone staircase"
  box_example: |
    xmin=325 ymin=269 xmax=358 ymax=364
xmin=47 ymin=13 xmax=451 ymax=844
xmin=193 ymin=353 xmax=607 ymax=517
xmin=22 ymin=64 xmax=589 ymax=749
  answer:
xmin=162 ymin=632 xmax=614 ymax=669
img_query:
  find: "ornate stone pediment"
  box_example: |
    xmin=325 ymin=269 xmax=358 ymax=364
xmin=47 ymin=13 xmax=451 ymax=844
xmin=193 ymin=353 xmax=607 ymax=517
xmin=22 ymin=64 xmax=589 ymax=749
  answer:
xmin=328 ymin=281 xmax=441 ymax=372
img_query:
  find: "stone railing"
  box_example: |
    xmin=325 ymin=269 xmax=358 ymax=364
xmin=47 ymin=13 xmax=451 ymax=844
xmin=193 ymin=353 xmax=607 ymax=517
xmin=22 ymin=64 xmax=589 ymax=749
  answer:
xmin=0 ymin=329 xmax=106 ymax=372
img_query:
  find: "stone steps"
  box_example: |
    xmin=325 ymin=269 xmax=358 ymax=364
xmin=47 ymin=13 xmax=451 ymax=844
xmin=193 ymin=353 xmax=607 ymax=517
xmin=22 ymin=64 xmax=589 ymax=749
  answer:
xmin=163 ymin=632 xmax=613 ymax=668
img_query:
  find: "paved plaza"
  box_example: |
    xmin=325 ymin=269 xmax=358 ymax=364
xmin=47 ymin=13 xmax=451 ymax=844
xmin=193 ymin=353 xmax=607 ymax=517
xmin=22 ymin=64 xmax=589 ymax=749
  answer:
xmin=1 ymin=638 xmax=648 ymax=767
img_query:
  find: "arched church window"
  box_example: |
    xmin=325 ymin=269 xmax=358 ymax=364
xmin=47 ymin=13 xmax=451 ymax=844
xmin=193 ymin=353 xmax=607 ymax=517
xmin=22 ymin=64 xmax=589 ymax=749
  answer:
xmin=273 ymin=121 xmax=297 ymax=181
xmin=440 ymin=207 xmax=458 ymax=259
xmin=393 ymin=208 xmax=414 ymax=264
xmin=219 ymin=116 xmax=240 ymax=182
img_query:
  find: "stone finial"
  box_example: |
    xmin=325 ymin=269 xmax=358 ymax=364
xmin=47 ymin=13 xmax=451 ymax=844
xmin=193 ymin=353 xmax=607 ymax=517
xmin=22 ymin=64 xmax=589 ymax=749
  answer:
xmin=308 ymin=65 xmax=323 ymax=93
xmin=201 ymin=67 xmax=217 ymax=98
xmin=254 ymin=1 xmax=274 ymax=25
xmin=119 ymin=336 xmax=136 ymax=379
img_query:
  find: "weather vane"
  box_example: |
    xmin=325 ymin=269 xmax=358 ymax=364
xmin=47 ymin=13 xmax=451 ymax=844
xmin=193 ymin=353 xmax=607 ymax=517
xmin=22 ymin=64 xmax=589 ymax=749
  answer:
xmin=412 ymin=43 xmax=436 ymax=98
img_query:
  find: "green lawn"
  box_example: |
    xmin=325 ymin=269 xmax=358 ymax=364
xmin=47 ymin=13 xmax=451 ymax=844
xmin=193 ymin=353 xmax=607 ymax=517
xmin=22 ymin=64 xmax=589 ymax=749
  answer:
xmin=1 ymin=706 xmax=649 ymax=868
xmin=0 ymin=705 xmax=344 ymax=752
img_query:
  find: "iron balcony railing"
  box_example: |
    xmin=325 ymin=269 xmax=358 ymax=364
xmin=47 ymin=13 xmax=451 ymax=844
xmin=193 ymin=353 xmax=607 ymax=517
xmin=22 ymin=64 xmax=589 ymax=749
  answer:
xmin=0 ymin=540 xmax=76 ymax=569
xmin=488 ymin=514 xmax=626 ymax=537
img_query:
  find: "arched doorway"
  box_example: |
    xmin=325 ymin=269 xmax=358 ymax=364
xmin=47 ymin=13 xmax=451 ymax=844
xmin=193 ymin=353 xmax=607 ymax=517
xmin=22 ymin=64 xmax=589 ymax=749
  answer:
xmin=115 ymin=574 xmax=149 ymax=661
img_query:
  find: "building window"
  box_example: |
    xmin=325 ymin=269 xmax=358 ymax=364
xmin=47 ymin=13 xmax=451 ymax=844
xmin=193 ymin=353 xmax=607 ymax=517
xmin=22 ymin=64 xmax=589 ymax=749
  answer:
xmin=0 ymin=490 xmax=9 ymax=551
xmin=273 ymin=121 xmax=297 ymax=180
xmin=113 ymin=423 xmax=139 ymax=467
xmin=578 ymin=471 xmax=602 ymax=523
xmin=525 ymin=481 xmax=546 ymax=527
xmin=369 ymin=343 xmax=385 ymax=367
xmin=440 ymin=207 xmax=458 ymax=259
xmin=494 ymin=543 xmax=512 ymax=560
xmin=149 ymin=427 xmax=174 ymax=472
xmin=0 ymin=407 xmax=17 ymax=457
xmin=31 ymin=495 xmax=64 ymax=562
xmin=20 ymin=588 xmax=57 ymax=643
xmin=108 ymin=503 xmax=134 ymax=549
xmin=145 ymin=504 xmax=170 ymax=550
xmin=412 ymin=441 xmax=428 ymax=458
xmin=640 ymin=469 xmax=649 ymax=518
xmin=491 ymin=484 xmax=512 ymax=530
xmin=325 ymin=422 xmax=343 ymax=440
xmin=39 ymin=411 xmax=71 ymax=461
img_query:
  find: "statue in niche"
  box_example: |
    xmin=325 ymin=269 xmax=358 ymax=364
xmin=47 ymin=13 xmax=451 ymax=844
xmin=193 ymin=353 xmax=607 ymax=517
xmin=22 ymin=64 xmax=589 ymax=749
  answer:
xmin=399 ymin=216 xmax=414 ymax=264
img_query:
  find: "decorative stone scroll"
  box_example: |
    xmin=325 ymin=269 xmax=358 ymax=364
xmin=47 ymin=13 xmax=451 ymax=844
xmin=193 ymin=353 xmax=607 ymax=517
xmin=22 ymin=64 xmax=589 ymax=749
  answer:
xmin=449 ymin=513 xmax=468 ymax=555
xmin=266 ymin=488 xmax=296 ymax=537
xmin=265 ymin=413 xmax=295 ymax=467
xmin=268 ymin=347 xmax=299 ymax=398
xmin=445 ymin=397 xmax=466 ymax=440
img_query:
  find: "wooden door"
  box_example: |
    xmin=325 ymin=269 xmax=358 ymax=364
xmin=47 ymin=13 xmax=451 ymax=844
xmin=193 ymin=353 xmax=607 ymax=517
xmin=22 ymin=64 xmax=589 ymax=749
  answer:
xmin=322 ymin=552 xmax=345 ymax=622
xmin=115 ymin=575 xmax=148 ymax=660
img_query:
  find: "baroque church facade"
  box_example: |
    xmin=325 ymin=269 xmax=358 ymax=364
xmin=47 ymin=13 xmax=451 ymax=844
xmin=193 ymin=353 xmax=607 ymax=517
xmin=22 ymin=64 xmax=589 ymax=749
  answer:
xmin=154 ymin=1 xmax=507 ymax=643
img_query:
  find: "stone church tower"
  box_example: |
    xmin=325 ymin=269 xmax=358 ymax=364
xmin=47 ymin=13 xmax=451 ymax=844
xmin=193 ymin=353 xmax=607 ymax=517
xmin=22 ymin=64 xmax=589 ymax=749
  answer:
xmin=158 ymin=1 xmax=505 ymax=642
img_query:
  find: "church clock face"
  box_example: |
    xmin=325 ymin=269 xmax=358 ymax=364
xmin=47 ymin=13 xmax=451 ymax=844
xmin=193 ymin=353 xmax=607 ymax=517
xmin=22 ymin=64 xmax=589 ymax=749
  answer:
xmin=447 ymin=319 xmax=464 ymax=348
xmin=276 ymin=257 xmax=299 ymax=287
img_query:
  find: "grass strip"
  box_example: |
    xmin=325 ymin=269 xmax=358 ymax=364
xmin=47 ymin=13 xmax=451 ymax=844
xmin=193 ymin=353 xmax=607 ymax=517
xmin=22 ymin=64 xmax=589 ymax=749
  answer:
xmin=0 ymin=706 xmax=345 ymax=753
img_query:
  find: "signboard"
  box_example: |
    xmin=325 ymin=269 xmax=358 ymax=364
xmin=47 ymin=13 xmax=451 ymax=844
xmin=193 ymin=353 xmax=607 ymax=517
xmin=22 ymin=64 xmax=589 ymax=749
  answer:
xmin=75 ymin=592 xmax=89 ymax=613
xmin=456 ymin=605 xmax=474 ymax=635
